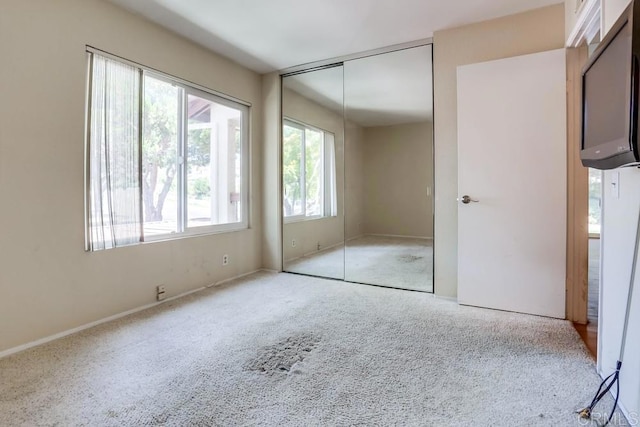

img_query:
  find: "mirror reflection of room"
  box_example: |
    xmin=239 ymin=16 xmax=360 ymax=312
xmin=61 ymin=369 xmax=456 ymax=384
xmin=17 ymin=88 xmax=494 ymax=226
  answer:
xmin=344 ymin=45 xmax=434 ymax=292
xmin=281 ymin=45 xmax=434 ymax=292
xmin=282 ymin=65 xmax=345 ymax=280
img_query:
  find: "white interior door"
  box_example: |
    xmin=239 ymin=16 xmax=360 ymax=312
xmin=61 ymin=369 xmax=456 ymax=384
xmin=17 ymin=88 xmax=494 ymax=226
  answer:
xmin=456 ymin=49 xmax=567 ymax=318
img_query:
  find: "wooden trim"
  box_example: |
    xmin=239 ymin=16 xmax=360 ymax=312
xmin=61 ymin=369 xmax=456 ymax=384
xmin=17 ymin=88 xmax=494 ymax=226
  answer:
xmin=573 ymin=322 xmax=597 ymax=359
xmin=566 ymin=46 xmax=590 ymax=324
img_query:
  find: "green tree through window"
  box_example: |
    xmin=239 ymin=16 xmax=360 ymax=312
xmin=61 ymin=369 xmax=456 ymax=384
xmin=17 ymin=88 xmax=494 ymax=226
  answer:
xmin=282 ymin=120 xmax=332 ymax=219
xmin=86 ymin=51 xmax=249 ymax=250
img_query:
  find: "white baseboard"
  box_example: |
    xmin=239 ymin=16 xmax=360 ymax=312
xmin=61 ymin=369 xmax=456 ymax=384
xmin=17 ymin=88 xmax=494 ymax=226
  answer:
xmin=257 ymin=268 xmax=280 ymax=274
xmin=302 ymin=241 xmax=343 ymax=257
xmin=206 ymin=269 xmax=264 ymax=287
xmin=284 ymin=241 xmax=344 ymax=263
xmin=0 ymin=269 xmax=262 ymax=360
xmin=366 ymin=233 xmax=433 ymax=240
xmin=284 ymin=255 xmax=302 ymax=263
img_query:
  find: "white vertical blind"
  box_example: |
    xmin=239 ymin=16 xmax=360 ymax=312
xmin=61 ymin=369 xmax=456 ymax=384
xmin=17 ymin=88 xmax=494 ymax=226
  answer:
xmin=88 ymin=54 xmax=142 ymax=250
xmin=86 ymin=50 xmax=249 ymax=249
xmin=325 ymin=133 xmax=337 ymax=217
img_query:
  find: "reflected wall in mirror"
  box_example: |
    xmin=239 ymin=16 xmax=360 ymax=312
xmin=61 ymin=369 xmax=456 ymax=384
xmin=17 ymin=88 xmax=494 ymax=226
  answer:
xmin=282 ymin=65 xmax=345 ymax=279
xmin=344 ymin=45 xmax=434 ymax=292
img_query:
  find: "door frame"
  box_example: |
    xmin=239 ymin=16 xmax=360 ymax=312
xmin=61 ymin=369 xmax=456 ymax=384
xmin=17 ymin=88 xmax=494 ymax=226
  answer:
xmin=456 ymin=49 xmax=568 ymax=318
xmin=566 ymin=46 xmax=590 ymax=324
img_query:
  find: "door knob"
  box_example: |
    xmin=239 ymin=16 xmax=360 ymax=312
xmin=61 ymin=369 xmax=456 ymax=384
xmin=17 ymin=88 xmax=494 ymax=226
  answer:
xmin=460 ymin=195 xmax=479 ymax=204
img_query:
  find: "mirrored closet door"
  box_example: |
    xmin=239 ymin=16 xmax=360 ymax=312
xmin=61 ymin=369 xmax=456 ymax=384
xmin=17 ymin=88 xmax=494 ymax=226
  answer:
xmin=282 ymin=65 xmax=345 ymax=280
xmin=281 ymin=45 xmax=434 ymax=292
xmin=344 ymin=45 xmax=434 ymax=292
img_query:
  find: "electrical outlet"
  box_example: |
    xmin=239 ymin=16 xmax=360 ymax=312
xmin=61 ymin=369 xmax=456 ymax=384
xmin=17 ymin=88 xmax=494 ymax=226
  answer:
xmin=156 ymin=285 xmax=166 ymax=301
xmin=292 ymin=239 xmax=296 ymax=247
xmin=222 ymin=254 xmax=229 ymax=266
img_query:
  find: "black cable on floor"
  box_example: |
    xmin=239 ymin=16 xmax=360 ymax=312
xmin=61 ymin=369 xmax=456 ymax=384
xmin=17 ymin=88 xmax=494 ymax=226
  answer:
xmin=578 ymin=361 xmax=620 ymax=426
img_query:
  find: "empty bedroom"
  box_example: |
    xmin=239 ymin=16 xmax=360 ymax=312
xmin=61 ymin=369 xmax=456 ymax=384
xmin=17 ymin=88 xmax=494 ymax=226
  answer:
xmin=1 ymin=0 xmax=638 ymax=426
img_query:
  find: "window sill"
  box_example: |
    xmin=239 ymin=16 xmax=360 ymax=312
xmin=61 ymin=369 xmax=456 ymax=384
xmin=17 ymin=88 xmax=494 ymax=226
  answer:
xmin=283 ymin=215 xmax=336 ymax=225
xmin=86 ymin=223 xmax=250 ymax=252
xmin=144 ymin=223 xmax=249 ymax=243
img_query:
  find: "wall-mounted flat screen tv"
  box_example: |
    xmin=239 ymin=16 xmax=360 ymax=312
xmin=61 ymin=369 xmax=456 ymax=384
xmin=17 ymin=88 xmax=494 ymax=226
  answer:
xmin=581 ymin=1 xmax=640 ymax=170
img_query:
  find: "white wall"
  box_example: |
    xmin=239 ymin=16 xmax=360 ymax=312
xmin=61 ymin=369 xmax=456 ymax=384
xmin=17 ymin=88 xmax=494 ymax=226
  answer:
xmin=345 ymin=121 xmax=366 ymax=240
xmin=596 ymin=0 xmax=640 ymax=418
xmin=261 ymin=73 xmax=282 ymax=271
xmin=433 ymin=4 xmax=565 ymax=298
xmin=0 ymin=0 xmax=263 ymax=353
xmin=600 ymin=169 xmax=640 ymax=419
xmin=362 ymin=122 xmax=434 ymax=238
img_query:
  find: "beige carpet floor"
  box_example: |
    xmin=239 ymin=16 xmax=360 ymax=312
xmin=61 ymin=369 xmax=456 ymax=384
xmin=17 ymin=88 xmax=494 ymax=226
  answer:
xmin=346 ymin=236 xmax=433 ymax=292
xmin=0 ymin=272 xmax=625 ymax=426
xmin=285 ymin=235 xmax=433 ymax=292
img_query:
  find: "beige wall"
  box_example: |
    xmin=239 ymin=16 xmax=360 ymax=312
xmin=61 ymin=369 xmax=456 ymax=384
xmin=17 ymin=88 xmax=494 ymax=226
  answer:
xmin=433 ymin=4 xmax=565 ymax=298
xmin=361 ymin=122 xmax=433 ymax=238
xmin=281 ymin=88 xmax=345 ymax=262
xmin=261 ymin=73 xmax=282 ymax=270
xmin=345 ymin=121 xmax=366 ymax=240
xmin=0 ymin=0 xmax=263 ymax=353
xmin=283 ymin=218 xmax=344 ymax=261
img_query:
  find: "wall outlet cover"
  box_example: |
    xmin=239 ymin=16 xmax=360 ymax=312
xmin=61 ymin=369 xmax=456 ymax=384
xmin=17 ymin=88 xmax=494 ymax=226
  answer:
xmin=156 ymin=285 xmax=166 ymax=301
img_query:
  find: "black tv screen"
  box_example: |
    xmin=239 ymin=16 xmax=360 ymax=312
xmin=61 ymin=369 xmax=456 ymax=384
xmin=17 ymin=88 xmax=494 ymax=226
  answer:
xmin=581 ymin=1 xmax=640 ymax=169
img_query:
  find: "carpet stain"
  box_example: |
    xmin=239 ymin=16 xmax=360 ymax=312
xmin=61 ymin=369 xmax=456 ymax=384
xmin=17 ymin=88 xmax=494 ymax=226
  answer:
xmin=244 ymin=334 xmax=320 ymax=375
xmin=398 ymin=254 xmax=423 ymax=263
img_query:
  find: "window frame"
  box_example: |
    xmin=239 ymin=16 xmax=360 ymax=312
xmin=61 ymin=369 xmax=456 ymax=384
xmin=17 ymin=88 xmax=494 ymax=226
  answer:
xmin=282 ymin=118 xmax=335 ymax=224
xmin=142 ymin=72 xmax=250 ymax=241
xmin=85 ymin=47 xmax=251 ymax=250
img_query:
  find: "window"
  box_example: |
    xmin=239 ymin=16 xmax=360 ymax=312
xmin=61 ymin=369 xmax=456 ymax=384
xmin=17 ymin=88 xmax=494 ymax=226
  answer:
xmin=86 ymin=51 xmax=249 ymax=250
xmin=282 ymin=119 xmax=336 ymax=221
xmin=588 ymin=168 xmax=602 ymax=235
xmin=141 ymin=75 xmax=246 ymax=237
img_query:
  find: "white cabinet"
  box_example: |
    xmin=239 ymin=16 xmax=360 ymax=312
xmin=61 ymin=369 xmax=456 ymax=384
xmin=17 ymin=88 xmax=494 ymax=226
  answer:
xmin=566 ymin=0 xmax=633 ymax=47
xmin=565 ymin=0 xmax=602 ymax=46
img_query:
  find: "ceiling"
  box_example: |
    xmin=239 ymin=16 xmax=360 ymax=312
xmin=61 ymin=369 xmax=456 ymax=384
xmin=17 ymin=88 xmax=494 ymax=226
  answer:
xmin=108 ymin=0 xmax=562 ymax=74
xmin=284 ymin=45 xmax=433 ymax=127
